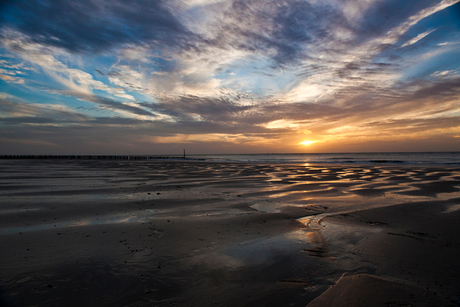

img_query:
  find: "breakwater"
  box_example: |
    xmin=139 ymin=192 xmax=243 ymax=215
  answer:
xmin=0 ymin=155 xmax=190 ymax=160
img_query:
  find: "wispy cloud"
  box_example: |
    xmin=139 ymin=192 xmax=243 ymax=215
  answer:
xmin=401 ymin=28 xmax=438 ymax=47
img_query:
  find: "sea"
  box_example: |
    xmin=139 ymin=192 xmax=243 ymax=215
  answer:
xmin=2 ymin=152 xmax=459 ymax=166
xmin=187 ymin=152 xmax=460 ymax=165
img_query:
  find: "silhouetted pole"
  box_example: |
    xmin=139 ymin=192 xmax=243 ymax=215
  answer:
xmin=183 ymin=149 xmax=185 ymax=159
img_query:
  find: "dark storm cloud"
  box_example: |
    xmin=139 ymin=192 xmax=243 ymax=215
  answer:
xmin=0 ymin=0 xmax=194 ymax=53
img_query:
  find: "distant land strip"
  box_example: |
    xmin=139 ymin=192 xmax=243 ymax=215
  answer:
xmin=0 ymin=155 xmax=201 ymax=160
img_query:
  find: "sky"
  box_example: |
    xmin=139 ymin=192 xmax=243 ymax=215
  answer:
xmin=0 ymin=0 xmax=459 ymax=155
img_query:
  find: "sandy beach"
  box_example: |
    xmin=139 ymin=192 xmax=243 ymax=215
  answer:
xmin=1 ymin=159 xmax=459 ymax=306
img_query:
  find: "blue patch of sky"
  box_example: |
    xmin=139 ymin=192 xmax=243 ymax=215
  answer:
xmin=128 ymin=91 xmax=154 ymax=103
xmin=0 ymin=52 xmax=118 ymax=116
xmin=85 ymin=54 xmax=119 ymax=76
xmin=48 ymin=53 xmax=146 ymax=103
xmin=26 ymin=73 xmax=67 ymax=92
xmin=149 ymin=56 xmax=176 ymax=73
xmin=0 ymin=79 xmax=101 ymax=116
xmin=112 ymin=49 xmax=175 ymax=74
xmin=403 ymin=3 xmax=460 ymax=43
xmin=88 ymin=53 xmax=175 ymax=100
xmin=0 ymin=50 xmax=25 ymax=66
xmin=394 ymin=3 xmax=460 ymax=81
xmin=0 ymin=82 xmax=37 ymax=104
xmin=93 ymin=58 xmax=159 ymax=104
xmin=0 ymin=4 xmax=20 ymax=25
xmin=400 ymin=47 xmax=460 ymax=81
xmin=0 ymin=54 xmax=68 ymax=103
xmin=371 ymin=3 xmax=460 ymax=81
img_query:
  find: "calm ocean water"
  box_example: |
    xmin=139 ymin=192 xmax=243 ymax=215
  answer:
xmin=187 ymin=152 xmax=460 ymax=165
xmin=2 ymin=152 xmax=459 ymax=165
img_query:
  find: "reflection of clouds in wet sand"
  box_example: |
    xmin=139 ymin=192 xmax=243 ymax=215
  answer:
xmin=0 ymin=160 xmax=459 ymax=306
xmin=0 ymin=208 xmax=182 ymax=234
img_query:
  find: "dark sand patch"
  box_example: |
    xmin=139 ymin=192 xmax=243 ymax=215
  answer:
xmin=308 ymin=274 xmax=452 ymax=307
xmin=321 ymin=197 xmax=460 ymax=305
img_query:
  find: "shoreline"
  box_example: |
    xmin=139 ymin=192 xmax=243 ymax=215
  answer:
xmin=1 ymin=152 xmax=459 ymax=167
xmin=1 ymin=157 xmax=459 ymax=170
xmin=1 ymin=160 xmax=459 ymax=306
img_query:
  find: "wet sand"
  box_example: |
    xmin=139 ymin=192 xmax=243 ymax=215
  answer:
xmin=0 ymin=160 xmax=459 ymax=306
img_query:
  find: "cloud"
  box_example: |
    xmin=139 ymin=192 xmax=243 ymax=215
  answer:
xmin=0 ymin=58 xmax=29 ymax=83
xmin=0 ymin=97 xmax=158 ymax=128
xmin=142 ymin=93 xmax=253 ymax=122
xmin=0 ymin=137 xmax=58 ymax=147
xmin=1 ymin=0 xmax=460 ymax=153
xmin=0 ymin=32 xmax=164 ymax=118
xmin=57 ymin=91 xmax=157 ymax=118
xmin=0 ymin=97 xmax=90 ymax=124
xmin=0 ymin=74 xmax=24 ymax=84
xmin=0 ymin=30 xmax=137 ymax=98
xmin=193 ymin=0 xmax=351 ymax=68
xmin=0 ymin=0 xmax=195 ymax=54
xmin=401 ymin=28 xmax=437 ymax=47
xmin=370 ymin=0 xmax=458 ymax=46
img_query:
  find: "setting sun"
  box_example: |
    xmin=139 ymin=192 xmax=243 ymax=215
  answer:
xmin=300 ymin=140 xmax=316 ymax=146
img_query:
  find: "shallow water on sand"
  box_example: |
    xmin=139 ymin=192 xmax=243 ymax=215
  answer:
xmin=1 ymin=160 xmax=459 ymax=306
